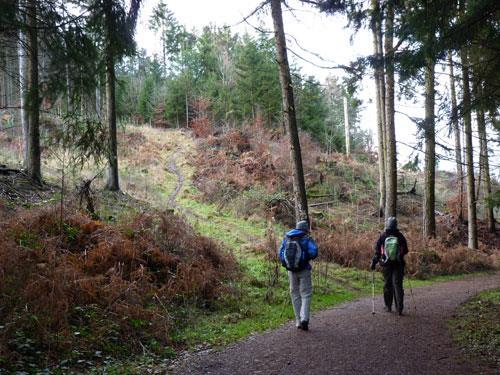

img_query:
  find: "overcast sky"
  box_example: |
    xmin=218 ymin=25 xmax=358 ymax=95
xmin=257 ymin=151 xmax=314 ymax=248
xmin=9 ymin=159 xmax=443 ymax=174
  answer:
xmin=135 ymin=0 xmax=499 ymax=176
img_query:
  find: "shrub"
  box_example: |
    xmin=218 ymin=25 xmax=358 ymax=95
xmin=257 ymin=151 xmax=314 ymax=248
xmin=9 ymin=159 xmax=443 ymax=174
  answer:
xmin=314 ymin=219 xmax=497 ymax=277
xmin=0 ymin=206 xmax=236 ymax=370
xmin=191 ymin=121 xmax=324 ymax=221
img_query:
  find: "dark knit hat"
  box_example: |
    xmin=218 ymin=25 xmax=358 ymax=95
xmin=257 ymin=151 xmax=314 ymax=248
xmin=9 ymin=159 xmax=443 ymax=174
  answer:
xmin=385 ymin=216 xmax=398 ymax=231
xmin=296 ymin=220 xmax=309 ymax=232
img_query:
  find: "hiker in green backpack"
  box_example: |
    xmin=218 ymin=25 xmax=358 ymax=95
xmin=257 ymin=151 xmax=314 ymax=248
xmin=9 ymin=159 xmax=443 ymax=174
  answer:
xmin=370 ymin=217 xmax=409 ymax=315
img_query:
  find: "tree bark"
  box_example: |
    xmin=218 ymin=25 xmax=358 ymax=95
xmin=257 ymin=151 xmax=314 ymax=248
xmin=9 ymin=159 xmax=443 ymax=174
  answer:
xmin=371 ymin=0 xmax=386 ymax=217
xmin=270 ymin=0 xmax=309 ymax=223
xmin=423 ymin=58 xmax=436 ymax=238
xmin=384 ymin=0 xmax=397 ymax=219
xmin=448 ymin=51 xmax=463 ymax=222
xmin=105 ymin=53 xmax=119 ymax=191
xmin=26 ymin=0 xmax=41 ymax=184
xmin=460 ymin=47 xmax=478 ymax=249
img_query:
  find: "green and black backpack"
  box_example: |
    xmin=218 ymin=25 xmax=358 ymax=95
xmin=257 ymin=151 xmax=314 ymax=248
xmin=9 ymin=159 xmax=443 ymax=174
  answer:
xmin=382 ymin=236 xmax=400 ymax=264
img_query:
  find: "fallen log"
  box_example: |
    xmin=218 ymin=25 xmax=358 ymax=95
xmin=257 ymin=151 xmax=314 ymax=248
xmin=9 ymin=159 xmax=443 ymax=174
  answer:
xmin=0 ymin=165 xmax=22 ymax=175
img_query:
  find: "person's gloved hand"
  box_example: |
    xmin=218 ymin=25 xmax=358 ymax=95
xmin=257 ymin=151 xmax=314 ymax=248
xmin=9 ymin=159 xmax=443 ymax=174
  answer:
xmin=370 ymin=256 xmax=378 ymax=271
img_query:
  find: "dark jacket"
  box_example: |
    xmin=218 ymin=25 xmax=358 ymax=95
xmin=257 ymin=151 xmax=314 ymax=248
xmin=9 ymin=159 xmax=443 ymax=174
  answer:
xmin=279 ymin=229 xmax=318 ymax=271
xmin=374 ymin=229 xmax=408 ymax=263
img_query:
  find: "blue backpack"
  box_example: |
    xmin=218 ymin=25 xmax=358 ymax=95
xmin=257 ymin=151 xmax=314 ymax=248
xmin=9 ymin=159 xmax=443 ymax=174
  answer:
xmin=281 ymin=236 xmax=307 ymax=272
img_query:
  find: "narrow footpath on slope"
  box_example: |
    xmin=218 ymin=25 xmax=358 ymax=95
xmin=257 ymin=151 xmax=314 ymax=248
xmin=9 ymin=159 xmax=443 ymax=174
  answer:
xmin=171 ymin=274 xmax=499 ymax=375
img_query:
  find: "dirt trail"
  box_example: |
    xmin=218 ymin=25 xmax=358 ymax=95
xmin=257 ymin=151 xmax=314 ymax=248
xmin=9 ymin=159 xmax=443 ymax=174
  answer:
xmin=171 ymin=274 xmax=499 ymax=375
xmin=166 ymin=152 xmax=184 ymax=209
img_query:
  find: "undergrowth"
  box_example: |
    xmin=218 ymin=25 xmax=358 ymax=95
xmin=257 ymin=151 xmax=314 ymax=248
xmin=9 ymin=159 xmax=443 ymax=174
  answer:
xmin=448 ymin=288 xmax=500 ymax=370
xmin=0 ymin=205 xmax=236 ymax=372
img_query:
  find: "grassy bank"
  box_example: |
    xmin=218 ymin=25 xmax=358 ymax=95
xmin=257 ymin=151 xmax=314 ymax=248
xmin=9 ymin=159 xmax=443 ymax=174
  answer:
xmin=448 ymin=288 xmax=500 ymax=370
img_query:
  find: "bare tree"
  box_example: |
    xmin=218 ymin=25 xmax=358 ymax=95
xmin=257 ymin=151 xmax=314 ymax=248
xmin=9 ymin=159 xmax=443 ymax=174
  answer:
xmin=270 ymin=0 xmax=309 ymax=222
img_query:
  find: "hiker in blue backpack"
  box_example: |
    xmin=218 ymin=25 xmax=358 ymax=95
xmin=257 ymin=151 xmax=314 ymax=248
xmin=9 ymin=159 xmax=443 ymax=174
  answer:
xmin=279 ymin=220 xmax=318 ymax=330
xmin=371 ymin=216 xmax=409 ymax=315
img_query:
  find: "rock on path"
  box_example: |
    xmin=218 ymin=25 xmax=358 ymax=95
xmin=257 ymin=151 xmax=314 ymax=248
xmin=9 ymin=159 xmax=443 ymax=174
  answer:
xmin=171 ymin=274 xmax=499 ymax=375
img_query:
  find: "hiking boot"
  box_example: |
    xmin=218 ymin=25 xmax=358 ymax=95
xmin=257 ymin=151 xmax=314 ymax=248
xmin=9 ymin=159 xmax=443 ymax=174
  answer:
xmin=398 ymin=310 xmax=403 ymax=316
xmin=300 ymin=321 xmax=309 ymax=331
xmin=384 ymin=306 xmax=392 ymax=313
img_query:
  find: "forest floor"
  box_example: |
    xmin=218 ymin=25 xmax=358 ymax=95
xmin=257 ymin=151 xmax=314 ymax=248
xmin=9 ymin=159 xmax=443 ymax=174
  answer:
xmin=170 ymin=274 xmax=500 ymax=375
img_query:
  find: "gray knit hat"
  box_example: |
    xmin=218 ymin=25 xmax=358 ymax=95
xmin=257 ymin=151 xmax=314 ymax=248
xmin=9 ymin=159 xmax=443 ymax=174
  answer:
xmin=385 ymin=216 xmax=398 ymax=231
xmin=296 ymin=220 xmax=309 ymax=232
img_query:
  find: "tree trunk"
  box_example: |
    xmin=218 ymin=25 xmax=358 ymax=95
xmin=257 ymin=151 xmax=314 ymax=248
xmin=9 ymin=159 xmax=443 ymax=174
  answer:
xmin=343 ymin=96 xmax=350 ymax=157
xmin=96 ymin=76 xmax=101 ymax=117
xmin=105 ymin=54 xmax=119 ymax=191
xmin=185 ymin=92 xmax=189 ymax=127
xmin=475 ymin=86 xmax=495 ymax=233
xmin=18 ymin=2 xmax=29 ymax=166
xmin=371 ymin=0 xmax=386 ymax=217
xmin=26 ymin=0 xmax=41 ymax=184
xmin=423 ymin=58 xmax=436 ymax=238
xmin=460 ymin=48 xmax=478 ymax=249
xmin=66 ymin=64 xmax=72 ymax=113
xmin=384 ymin=0 xmax=397 ymax=219
xmin=448 ymin=52 xmax=463 ymax=221
xmin=270 ymin=0 xmax=309 ymax=223
xmin=162 ymin=26 xmax=167 ymax=77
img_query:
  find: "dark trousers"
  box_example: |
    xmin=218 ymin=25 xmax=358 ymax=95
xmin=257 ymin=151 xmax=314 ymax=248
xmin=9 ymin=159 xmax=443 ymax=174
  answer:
xmin=382 ymin=262 xmax=404 ymax=312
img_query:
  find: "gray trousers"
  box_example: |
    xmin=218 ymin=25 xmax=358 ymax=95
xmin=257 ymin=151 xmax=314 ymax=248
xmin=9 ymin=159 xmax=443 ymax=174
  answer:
xmin=288 ymin=268 xmax=312 ymax=325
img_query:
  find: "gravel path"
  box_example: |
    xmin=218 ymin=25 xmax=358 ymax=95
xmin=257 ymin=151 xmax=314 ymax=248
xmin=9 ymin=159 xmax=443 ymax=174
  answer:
xmin=171 ymin=274 xmax=499 ymax=375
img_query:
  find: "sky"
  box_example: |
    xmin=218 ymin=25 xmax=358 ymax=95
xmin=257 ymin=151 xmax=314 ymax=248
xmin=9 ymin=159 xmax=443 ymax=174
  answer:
xmin=135 ymin=0 xmax=499 ymax=177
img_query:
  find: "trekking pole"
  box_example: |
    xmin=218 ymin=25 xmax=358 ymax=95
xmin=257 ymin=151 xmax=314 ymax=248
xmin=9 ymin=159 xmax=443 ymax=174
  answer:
xmin=406 ymin=270 xmax=417 ymax=313
xmin=371 ymin=270 xmax=375 ymax=316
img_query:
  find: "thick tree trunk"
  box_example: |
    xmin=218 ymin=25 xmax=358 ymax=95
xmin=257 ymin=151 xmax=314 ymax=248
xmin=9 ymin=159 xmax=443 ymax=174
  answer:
xmin=460 ymin=48 xmax=478 ymax=249
xmin=26 ymin=0 xmax=41 ymax=184
xmin=448 ymin=52 xmax=463 ymax=221
xmin=105 ymin=54 xmax=119 ymax=191
xmin=384 ymin=0 xmax=397 ymax=219
xmin=423 ymin=59 xmax=436 ymax=238
xmin=371 ymin=0 xmax=386 ymax=217
xmin=270 ymin=0 xmax=309 ymax=223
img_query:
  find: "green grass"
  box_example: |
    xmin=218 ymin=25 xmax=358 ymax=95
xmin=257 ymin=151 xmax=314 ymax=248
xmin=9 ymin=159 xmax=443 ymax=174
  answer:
xmin=176 ymin=184 xmax=273 ymax=248
xmin=448 ymin=288 xmax=500 ymax=369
